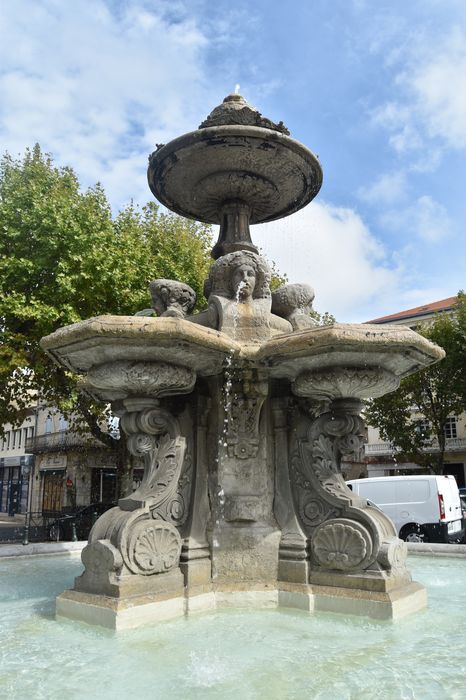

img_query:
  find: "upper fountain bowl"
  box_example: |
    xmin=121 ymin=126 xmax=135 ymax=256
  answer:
xmin=147 ymin=94 xmax=323 ymax=225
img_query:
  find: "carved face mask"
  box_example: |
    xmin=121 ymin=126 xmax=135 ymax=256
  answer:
xmin=232 ymin=264 xmax=256 ymax=299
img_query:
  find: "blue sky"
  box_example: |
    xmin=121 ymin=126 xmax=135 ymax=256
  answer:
xmin=1 ymin=0 xmax=465 ymax=321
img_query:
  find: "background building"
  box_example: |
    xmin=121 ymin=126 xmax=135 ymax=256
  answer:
xmin=364 ymin=297 xmax=466 ymax=485
xmin=0 ymin=400 xmax=144 ymax=517
xmin=0 ymin=409 xmax=35 ymax=515
xmin=24 ymin=407 xmax=124 ymax=514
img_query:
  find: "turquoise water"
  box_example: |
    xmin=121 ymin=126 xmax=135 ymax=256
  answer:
xmin=1 ymin=554 xmax=465 ymax=700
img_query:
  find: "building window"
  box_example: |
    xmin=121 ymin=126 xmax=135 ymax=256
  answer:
xmin=59 ymin=415 xmax=69 ymax=432
xmin=45 ymin=417 xmax=53 ymax=434
xmin=415 ymin=419 xmax=430 ymax=438
xmin=444 ymin=417 xmax=457 ymax=439
xmin=2 ymin=432 xmax=10 ymax=451
xmin=13 ymin=430 xmax=22 ymax=448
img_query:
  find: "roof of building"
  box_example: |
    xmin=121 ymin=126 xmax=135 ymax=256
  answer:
xmin=366 ymin=296 xmax=458 ymax=324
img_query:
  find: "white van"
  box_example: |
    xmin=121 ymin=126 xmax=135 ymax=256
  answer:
xmin=346 ymin=475 xmax=464 ymax=543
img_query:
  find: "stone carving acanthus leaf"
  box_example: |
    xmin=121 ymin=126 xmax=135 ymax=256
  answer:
xmin=311 ymin=435 xmax=354 ymax=501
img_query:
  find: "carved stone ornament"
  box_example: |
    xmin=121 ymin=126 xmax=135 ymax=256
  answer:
xmin=193 ymin=172 xmax=280 ymax=224
xmin=85 ymin=504 xmax=184 ymax=580
xmin=271 ymin=283 xmax=317 ymax=331
xmin=299 ymin=411 xmax=365 ymax=504
xmin=224 ymin=366 xmax=268 ymax=460
xmin=119 ymin=406 xmax=190 ymax=526
xmin=311 ymin=519 xmax=373 ymax=571
xmin=377 ymin=537 xmax=408 ymax=570
xmin=149 ymin=279 xmax=196 ymax=319
xmin=82 ymin=361 xmax=196 ymax=401
xmin=81 ymin=538 xmax=123 ymax=577
xmin=204 ymin=250 xmax=272 ymax=301
xmin=199 ymin=93 xmax=290 ymax=135
xmin=293 ymin=366 xmax=400 ymax=401
xmin=126 ymin=519 xmax=182 ymax=575
xmin=289 ymin=402 xmax=365 ymax=530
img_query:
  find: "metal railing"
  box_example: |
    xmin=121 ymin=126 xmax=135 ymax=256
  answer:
xmin=25 ymin=430 xmax=106 ymax=454
xmin=21 ymin=510 xmax=78 ymax=545
xmin=365 ymin=437 xmax=466 ymax=456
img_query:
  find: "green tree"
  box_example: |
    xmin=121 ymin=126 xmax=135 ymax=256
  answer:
xmin=365 ymin=292 xmax=466 ymax=472
xmin=0 ymin=145 xmax=213 ymax=493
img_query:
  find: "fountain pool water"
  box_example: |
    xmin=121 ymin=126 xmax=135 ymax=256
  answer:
xmin=1 ymin=554 xmax=465 ymax=699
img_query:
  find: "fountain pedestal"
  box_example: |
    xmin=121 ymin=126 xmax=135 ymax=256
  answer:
xmin=42 ymin=94 xmax=444 ymax=629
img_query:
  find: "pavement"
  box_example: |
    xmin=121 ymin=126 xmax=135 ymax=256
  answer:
xmin=0 ymin=513 xmax=26 ymax=527
xmin=0 ymin=540 xmax=86 ymax=557
xmin=407 ymin=541 xmax=466 ymax=557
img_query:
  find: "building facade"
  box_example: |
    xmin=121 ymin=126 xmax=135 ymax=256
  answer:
xmin=1 ymin=402 xmax=144 ymax=516
xmin=25 ymin=407 xmax=123 ymax=514
xmin=364 ymin=296 xmax=466 ymax=485
xmin=0 ymin=410 xmax=36 ymax=515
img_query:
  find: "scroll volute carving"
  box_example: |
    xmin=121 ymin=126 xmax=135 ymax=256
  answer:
xmin=118 ymin=405 xmax=189 ymax=528
xmin=290 ymin=399 xmax=366 ymax=529
xmin=85 ymin=506 xmax=182 ymax=579
xmin=289 ymin=397 xmax=404 ymax=574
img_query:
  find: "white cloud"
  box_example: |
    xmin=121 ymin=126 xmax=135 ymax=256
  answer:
xmin=380 ymin=195 xmax=452 ymax=243
xmin=358 ymin=171 xmax=407 ymax=205
xmin=0 ymin=1 xmax=216 ymax=212
xmin=406 ymin=28 xmax=466 ymax=148
xmin=371 ymin=28 xmax=466 ymax=155
xmin=251 ymin=201 xmax=403 ymax=322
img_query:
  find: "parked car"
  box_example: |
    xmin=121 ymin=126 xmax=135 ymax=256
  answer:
xmin=48 ymin=502 xmax=115 ymax=541
xmin=346 ymin=475 xmax=464 ymax=543
xmin=459 ymin=493 xmax=466 ymax=544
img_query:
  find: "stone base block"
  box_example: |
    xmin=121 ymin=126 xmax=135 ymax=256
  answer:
xmin=180 ymin=557 xmax=212 ymax=587
xmin=309 ymin=581 xmax=427 ymax=621
xmin=56 ymin=589 xmax=186 ymax=630
xmin=214 ymin=588 xmax=278 ymax=609
xmin=56 ymin=578 xmax=427 ymax=630
xmin=309 ymin=568 xmax=412 ymax=593
xmin=211 ymin=525 xmax=281 ymax=584
xmin=278 ymin=588 xmax=314 ymax=612
xmin=278 ymin=558 xmax=309 ymax=584
xmin=184 ymin=590 xmax=216 ymax=615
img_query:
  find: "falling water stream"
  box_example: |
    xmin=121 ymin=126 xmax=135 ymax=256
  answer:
xmin=212 ymin=281 xmax=245 ymax=557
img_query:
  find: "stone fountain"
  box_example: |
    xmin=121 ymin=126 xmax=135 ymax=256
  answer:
xmin=41 ymin=94 xmax=444 ymax=630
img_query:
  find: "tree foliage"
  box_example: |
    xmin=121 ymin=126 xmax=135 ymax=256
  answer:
xmin=365 ymin=292 xmax=466 ymax=471
xmin=0 ymin=146 xmax=213 ymax=488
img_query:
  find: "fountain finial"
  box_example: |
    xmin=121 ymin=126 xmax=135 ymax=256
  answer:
xmin=199 ymin=93 xmax=290 ymax=135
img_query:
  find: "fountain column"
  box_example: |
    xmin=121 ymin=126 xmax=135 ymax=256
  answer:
xmin=211 ymin=365 xmax=281 ymax=586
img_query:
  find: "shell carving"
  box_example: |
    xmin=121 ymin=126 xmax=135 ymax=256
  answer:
xmin=312 ymin=520 xmax=372 ymax=571
xmin=127 ymin=520 xmax=182 ymax=575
